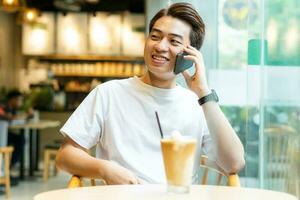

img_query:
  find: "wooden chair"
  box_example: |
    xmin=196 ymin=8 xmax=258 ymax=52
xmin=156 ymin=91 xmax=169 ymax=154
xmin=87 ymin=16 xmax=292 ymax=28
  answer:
xmin=67 ymin=155 xmax=240 ymax=188
xmin=43 ymin=145 xmax=59 ymax=182
xmin=199 ymin=155 xmax=240 ymax=187
xmin=67 ymin=175 xmax=98 ymax=188
xmin=264 ymin=125 xmax=299 ymax=196
xmin=0 ymin=146 xmax=14 ymax=198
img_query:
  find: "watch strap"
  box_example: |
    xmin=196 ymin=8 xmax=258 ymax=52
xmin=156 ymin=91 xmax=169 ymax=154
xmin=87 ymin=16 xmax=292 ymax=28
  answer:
xmin=198 ymin=89 xmax=219 ymax=105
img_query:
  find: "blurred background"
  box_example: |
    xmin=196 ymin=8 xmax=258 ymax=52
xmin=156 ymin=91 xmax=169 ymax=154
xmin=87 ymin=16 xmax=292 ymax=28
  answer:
xmin=0 ymin=0 xmax=299 ymax=199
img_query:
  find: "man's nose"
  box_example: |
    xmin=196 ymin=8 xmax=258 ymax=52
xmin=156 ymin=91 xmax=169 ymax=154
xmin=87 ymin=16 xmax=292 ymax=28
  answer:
xmin=154 ymin=38 xmax=169 ymax=52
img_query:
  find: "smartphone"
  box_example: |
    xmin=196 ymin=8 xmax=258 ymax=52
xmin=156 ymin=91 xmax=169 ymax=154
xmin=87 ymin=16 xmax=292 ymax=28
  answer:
xmin=173 ymin=52 xmax=194 ymax=75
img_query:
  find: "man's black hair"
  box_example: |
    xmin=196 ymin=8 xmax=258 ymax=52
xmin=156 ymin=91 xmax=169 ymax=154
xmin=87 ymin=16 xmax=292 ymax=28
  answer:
xmin=6 ymin=90 xmax=22 ymax=100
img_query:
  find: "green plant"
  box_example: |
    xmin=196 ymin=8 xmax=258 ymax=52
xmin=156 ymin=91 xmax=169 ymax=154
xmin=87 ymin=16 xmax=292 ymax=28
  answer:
xmin=23 ymin=87 xmax=54 ymax=111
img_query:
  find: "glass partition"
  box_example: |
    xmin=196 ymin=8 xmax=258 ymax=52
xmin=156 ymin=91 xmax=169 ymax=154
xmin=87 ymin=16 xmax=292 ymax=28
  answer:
xmin=245 ymin=0 xmax=300 ymax=195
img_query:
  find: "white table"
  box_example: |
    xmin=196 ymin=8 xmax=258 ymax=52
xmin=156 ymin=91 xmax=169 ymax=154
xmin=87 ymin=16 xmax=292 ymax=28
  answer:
xmin=9 ymin=120 xmax=60 ymax=179
xmin=9 ymin=120 xmax=60 ymax=130
xmin=34 ymin=185 xmax=298 ymax=200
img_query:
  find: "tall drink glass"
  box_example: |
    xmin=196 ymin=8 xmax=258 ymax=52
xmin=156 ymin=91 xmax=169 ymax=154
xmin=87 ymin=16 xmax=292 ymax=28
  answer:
xmin=161 ymin=137 xmax=197 ymax=193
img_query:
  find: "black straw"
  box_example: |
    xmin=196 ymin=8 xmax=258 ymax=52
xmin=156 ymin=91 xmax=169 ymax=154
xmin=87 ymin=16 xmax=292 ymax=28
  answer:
xmin=155 ymin=111 xmax=164 ymax=139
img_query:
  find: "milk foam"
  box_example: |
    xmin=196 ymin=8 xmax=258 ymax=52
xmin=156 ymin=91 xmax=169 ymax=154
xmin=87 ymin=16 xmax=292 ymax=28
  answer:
xmin=171 ymin=130 xmax=183 ymax=140
xmin=171 ymin=130 xmax=195 ymax=143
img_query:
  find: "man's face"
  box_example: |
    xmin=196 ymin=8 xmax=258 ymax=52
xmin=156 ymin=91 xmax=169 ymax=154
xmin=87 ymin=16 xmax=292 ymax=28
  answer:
xmin=11 ymin=96 xmax=23 ymax=109
xmin=144 ymin=16 xmax=191 ymax=79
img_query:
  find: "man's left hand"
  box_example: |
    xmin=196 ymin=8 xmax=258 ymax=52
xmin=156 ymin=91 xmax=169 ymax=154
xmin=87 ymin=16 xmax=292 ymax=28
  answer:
xmin=181 ymin=45 xmax=211 ymax=98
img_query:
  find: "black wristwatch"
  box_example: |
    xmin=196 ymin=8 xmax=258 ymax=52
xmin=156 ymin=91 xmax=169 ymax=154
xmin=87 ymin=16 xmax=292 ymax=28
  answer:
xmin=198 ymin=89 xmax=219 ymax=105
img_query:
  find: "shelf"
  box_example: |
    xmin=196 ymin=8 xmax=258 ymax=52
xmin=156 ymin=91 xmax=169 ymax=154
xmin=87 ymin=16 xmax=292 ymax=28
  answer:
xmin=28 ymin=55 xmax=144 ymax=62
xmin=53 ymin=73 xmax=140 ymax=78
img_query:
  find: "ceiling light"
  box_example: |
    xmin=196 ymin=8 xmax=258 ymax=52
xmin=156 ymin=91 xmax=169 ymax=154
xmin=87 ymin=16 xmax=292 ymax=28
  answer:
xmin=22 ymin=8 xmax=39 ymax=23
xmin=0 ymin=0 xmax=21 ymax=12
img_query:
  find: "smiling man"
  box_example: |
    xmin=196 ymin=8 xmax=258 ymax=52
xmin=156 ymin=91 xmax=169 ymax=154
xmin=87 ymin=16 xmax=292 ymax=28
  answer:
xmin=56 ymin=2 xmax=245 ymax=185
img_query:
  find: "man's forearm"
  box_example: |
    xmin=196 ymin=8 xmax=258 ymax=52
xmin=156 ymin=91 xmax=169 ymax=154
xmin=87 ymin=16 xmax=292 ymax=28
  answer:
xmin=201 ymin=101 xmax=245 ymax=174
xmin=56 ymin=143 xmax=108 ymax=180
xmin=56 ymin=136 xmax=141 ymax=185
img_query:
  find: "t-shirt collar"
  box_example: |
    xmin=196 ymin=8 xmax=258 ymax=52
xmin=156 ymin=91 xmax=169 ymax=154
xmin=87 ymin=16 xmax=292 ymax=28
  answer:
xmin=131 ymin=76 xmax=181 ymax=98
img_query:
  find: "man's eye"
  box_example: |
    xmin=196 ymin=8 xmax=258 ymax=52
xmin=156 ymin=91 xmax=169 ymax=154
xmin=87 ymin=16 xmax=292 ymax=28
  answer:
xmin=151 ymin=35 xmax=160 ymax=40
xmin=171 ymin=40 xmax=181 ymax=45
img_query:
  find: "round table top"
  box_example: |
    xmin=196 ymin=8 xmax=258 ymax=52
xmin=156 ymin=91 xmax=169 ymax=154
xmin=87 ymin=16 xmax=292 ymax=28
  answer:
xmin=34 ymin=184 xmax=297 ymax=200
xmin=9 ymin=119 xmax=60 ymax=130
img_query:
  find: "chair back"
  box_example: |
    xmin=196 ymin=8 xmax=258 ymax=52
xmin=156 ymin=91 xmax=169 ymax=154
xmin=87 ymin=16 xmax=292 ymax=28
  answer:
xmin=67 ymin=175 xmax=102 ymax=188
xmin=264 ymin=125 xmax=299 ymax=196
xmin=0 ymin=146 xmax=14 ymax=198
xmin=197 ymin=155 xmax=240 ymax=187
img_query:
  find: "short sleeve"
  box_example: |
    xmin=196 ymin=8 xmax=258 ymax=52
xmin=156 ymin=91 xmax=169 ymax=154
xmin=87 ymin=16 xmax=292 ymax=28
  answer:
xmin=60 ymin=86 xmax=105 ymax=149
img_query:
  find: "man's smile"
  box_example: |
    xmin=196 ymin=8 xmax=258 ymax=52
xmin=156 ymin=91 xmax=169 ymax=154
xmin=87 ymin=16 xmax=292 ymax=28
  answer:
xmin=151 ymin=54 xmax=170 ymax=65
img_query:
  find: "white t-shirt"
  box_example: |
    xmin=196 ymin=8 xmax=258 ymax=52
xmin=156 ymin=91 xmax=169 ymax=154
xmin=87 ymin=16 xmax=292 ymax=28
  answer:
xmin=60 ymin=76 xmax=214 ymax=183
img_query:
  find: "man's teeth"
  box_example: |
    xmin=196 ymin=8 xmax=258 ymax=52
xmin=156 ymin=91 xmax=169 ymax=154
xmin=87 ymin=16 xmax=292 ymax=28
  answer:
xmin=153 ymin=55 xmax=167 ymax=61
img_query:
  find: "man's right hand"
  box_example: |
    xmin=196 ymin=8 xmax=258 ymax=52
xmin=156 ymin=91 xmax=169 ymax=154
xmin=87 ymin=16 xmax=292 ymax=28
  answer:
xmin=102 ymin=161 xmax=140 ymax=185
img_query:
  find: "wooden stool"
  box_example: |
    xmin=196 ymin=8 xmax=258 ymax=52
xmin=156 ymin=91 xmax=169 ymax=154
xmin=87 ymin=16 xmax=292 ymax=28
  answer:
xmin=0 ymin=146 xmax=14 ymax=198
xmin=43 ymin=145 xmax=59 ymax=182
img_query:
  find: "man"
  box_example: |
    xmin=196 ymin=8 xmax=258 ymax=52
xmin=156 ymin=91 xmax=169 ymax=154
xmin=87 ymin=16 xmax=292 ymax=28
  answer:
xmin=0 ymin=90 xmax=25 ymax=167
xmin=0 ymin=90 xmax=32 ymax=185
xmin=56 ymin=2 xmax=245 ymax=184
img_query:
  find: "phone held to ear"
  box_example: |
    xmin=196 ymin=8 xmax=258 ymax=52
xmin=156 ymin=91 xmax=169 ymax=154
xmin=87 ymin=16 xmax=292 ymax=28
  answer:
xmin=173 ymin=52 xmax=194 ymax=75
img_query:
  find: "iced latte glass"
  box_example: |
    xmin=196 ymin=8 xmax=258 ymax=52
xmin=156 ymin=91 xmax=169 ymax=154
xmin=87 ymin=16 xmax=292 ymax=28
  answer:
xmin=161 ymin=134 xmax=197 ymax=193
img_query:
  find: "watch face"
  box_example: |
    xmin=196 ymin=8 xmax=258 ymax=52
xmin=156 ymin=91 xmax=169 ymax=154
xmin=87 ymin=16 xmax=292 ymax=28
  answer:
xmin=211 ymin=90 xmax=219 ymax=102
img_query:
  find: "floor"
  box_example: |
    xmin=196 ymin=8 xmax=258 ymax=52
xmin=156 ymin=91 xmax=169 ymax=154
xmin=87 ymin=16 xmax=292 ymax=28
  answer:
xmin=2 ymin=171 xmax=70 ymax=200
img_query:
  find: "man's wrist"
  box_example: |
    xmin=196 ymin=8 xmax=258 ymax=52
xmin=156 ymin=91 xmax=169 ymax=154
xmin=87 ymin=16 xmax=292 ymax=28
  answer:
xmin=97 ymin=159 xmax=110 ymax=180
xmin=196 ymin=88 xmax=211 ymax=98
xmin=198 ymin=89 xmax=219 ymax=105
